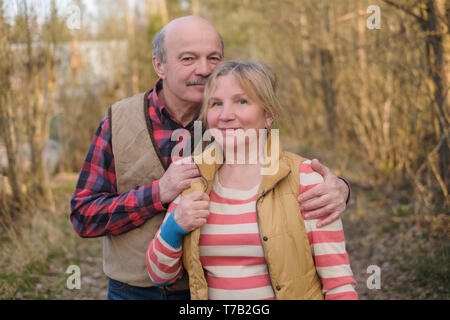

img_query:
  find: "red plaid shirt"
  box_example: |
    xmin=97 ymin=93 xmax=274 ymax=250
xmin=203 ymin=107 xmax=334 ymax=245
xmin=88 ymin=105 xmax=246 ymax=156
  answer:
xmin=70 ymin=79 xmax=196 ymax=237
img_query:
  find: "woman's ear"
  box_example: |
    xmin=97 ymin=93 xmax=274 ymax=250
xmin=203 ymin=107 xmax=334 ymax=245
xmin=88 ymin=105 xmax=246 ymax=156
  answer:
xmin=265 ymin=112 xmax=275 ymax=128
xmin=152 ymin=56 xmax=166 ymax=79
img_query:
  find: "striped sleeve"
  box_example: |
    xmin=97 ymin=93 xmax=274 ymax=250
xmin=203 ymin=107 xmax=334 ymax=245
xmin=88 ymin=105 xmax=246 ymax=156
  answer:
xmin=146 ymin=196 xmax=188 ymax=286
xmin=299 ymin=160 xmax=358 ymax=300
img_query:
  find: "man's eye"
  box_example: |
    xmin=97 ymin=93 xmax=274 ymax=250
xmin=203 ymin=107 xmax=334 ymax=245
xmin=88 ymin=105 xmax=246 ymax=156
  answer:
xmin=182 ymin=57 xmax=194 ymax=62
xmin=209 ymin=56 xmax=221 ymax=61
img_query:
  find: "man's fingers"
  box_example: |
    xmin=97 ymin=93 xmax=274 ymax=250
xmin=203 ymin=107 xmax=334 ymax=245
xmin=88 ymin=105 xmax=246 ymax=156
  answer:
xmin=302 ymin=205 xmax=328 ymax=220
xmin=179 ymin=166 xmax=200 ymax=178
xmin=172 ymin=157 xmax=197 ymax=171
xmin=180 ymin=177 xmax=204 ymax=190
xmin=173 ymin=156 xmax=195 ymax=165
xmin=300 ymin=194 xmax=330 ymax=212
xmin=316 ymin=212 xmax=340 ymax=228
xmin=298 ymin=184 xmax=324 ymax=203
xmin=311 ymin=159 xmax=329 ymax=178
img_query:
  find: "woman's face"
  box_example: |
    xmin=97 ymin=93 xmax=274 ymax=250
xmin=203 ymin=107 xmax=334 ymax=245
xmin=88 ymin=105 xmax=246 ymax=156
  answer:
xmin=206 ymin=74 xmax=273 ymax=158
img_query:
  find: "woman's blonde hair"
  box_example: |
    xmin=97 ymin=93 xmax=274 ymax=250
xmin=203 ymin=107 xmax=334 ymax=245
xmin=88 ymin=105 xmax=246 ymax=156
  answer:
xmin=200 ymin=60 xmax=282 ymax=127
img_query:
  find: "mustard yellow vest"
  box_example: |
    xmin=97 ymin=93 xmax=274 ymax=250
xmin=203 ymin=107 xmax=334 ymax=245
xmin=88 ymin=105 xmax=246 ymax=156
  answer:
xmin=182 ymin=139 xmax=324 ymax=300
xmin=104 ymin=92 xmax=189 ymax=290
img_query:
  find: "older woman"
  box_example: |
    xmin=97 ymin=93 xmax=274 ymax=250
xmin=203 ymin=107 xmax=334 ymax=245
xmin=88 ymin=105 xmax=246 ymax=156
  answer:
xmin=146 ymin=60 xmax=357 ymax=300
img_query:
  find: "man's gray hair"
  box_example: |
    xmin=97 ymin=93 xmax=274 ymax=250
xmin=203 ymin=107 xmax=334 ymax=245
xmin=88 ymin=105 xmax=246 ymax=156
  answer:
xmin=152 ymin=29 xmax=167 ymax=63
xmin=152 ymin=29 xmax=225 ymax=63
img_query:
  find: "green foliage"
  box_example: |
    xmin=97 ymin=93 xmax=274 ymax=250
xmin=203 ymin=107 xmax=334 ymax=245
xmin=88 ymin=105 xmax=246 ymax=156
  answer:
xmin=394 ymin=241 xmax=449 ymax=299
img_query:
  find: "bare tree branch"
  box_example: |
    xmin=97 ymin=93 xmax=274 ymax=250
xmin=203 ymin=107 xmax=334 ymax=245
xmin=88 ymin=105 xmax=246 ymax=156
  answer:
xmin=381 ymin=0 xmax=426 ymax=24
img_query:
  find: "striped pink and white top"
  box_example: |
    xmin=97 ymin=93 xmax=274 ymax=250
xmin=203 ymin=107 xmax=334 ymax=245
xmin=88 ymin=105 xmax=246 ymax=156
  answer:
xmin=146 ymin=160 xmax=358 ymax=300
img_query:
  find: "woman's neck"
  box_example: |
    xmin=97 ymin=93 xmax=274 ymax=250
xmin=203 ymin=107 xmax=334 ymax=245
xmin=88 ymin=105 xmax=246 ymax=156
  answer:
xmin=218 ymin=162 xmax=263 ymax=190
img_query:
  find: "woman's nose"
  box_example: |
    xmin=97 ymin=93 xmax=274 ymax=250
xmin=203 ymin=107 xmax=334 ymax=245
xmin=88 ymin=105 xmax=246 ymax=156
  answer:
xmin=218 ymin=103 xmax=236 ymax=121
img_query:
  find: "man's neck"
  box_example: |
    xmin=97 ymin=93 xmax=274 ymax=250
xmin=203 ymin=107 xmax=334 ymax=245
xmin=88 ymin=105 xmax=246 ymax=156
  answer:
xmin=158 ymin=87 xmax=200 ymax=127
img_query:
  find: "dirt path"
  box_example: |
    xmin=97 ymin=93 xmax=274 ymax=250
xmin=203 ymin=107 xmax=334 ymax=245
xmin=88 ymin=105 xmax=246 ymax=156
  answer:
xmin=58 ymin=237 xmax=107 ymax=300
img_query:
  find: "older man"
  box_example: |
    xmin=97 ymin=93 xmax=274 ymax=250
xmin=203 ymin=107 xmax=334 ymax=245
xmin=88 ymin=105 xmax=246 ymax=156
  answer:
xmin=70 ymin=16 xmax=351 ymax=300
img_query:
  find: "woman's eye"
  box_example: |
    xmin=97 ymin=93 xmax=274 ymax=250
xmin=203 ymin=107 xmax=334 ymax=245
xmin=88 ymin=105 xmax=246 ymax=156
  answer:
xmin=238 ymin=99 xmax=248 ymax=104
xmin=211 ymin=102 xmax=222 ymax=107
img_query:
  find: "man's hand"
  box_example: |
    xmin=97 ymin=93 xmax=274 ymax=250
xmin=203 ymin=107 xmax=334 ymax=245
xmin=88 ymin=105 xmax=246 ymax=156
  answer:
xmin=159 ymin=157 xmax=202 ymax=204
xmin=298 ymin=159 xmax=350 ymax=228
xmin=173 ymin=191 xmax=210 ymax=232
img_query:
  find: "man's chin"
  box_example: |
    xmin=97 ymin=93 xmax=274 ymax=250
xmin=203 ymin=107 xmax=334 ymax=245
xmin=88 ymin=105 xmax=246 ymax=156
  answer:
xmin=187 ymin=89 xmax=205 ymax=104
xmin=188 ymin=84 xmax=206 ymax=92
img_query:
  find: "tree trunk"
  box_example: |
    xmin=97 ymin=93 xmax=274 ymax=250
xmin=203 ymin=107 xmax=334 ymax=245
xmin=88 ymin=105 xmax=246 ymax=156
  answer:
xmin=0 ymin=93 xmax=23 ymax=207
xmin=22 ymin=0 xmax=55 ymax=210
xmin=192 ymin=0 xmax=201 ymax=16
xmin=0 ymin=1 xmax=23 ymax=209
xmin=148 ymin=0 xmax=168 ymax=24
xmin=123 ymin=0 xmax=139 ymax=95
xmin=424 ymin=0 xmax=449 ymax=192
xmin=319 ymin=48 xmax=337 ymax=143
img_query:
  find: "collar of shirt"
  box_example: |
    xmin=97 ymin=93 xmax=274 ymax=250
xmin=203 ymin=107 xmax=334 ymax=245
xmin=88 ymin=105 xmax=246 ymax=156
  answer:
xmin=147 ymin=78 xmax=196 ymax=131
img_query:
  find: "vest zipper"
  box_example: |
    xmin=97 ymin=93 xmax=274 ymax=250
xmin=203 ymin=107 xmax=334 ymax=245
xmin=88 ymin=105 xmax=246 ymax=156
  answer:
xmin=255 ymin=170 xmax=291 ymax=298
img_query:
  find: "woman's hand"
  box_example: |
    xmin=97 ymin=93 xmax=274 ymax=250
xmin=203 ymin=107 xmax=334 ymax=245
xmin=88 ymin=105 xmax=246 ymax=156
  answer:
xmin=173 ymin=191 xmax=210 ymax=232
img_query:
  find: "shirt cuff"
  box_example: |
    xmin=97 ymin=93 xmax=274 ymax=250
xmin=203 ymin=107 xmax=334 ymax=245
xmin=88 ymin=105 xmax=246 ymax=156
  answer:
xmin=159 ymin=210 xmax=189 ymax=248
xmin=138 ymin=179 xmax=166 ymax=213
xmin=338 ymin=176 xmax=351 ymax=205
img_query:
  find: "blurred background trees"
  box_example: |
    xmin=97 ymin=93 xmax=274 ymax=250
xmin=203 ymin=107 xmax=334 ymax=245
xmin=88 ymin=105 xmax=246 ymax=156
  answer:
xmin=0 ymin=0 xmax=447 ymax=221
xmin=0 ymin=0 xmax=448 ymax=224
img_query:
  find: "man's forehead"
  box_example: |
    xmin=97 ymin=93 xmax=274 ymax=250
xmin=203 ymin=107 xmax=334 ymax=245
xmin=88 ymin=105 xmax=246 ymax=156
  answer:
xmin=167 ymin=32 xmax=222 ymax=56
xmin=164 ymin=17 xmax=222 ymax=53
xmin=165 ymin=16 xmax=217 ymax=33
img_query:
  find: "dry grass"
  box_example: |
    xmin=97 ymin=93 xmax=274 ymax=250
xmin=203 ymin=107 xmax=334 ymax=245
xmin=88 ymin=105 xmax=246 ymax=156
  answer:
xmin=0 ymin=173 xmax=107 ymax=300
xmin=344 ymin=185 xmax=449 ymax=300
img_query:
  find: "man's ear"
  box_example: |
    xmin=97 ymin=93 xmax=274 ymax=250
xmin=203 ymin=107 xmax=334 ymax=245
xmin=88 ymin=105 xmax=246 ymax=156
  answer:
xmin=152 ymin=56 xmax=166 ymax=79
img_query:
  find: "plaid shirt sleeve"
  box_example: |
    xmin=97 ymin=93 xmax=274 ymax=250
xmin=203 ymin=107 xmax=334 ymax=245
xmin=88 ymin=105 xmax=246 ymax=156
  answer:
xmin=70 ymin=114 xmax=167 ymax=238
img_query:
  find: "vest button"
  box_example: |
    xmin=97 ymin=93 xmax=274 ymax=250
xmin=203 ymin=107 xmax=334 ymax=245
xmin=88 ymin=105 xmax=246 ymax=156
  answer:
xmin=276 ymin=285 xmax=281 ymax=291
xmin=263 ymin=236 xmax=268 ymax=241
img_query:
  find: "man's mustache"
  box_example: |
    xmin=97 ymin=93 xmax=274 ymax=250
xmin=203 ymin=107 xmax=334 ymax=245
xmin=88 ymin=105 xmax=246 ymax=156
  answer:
xmin=186 ymin=78 xmax=208 ymax=86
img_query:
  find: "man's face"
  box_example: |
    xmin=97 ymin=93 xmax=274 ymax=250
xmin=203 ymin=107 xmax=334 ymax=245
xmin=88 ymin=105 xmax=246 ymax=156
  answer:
xmin=156 ymin=21 xmax=223 ymax=106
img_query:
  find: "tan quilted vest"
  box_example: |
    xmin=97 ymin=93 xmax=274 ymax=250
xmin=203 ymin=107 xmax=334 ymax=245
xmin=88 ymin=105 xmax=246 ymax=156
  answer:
xmin=182 ymin=137 xmax=324 ymax=299
xmin=103 ymin=92 xmax=189 ymax=289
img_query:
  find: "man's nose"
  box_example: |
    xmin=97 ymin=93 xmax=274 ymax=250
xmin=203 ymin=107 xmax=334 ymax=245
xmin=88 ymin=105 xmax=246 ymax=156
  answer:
xmin=195 ymin=58 xmax=212 ymax=77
